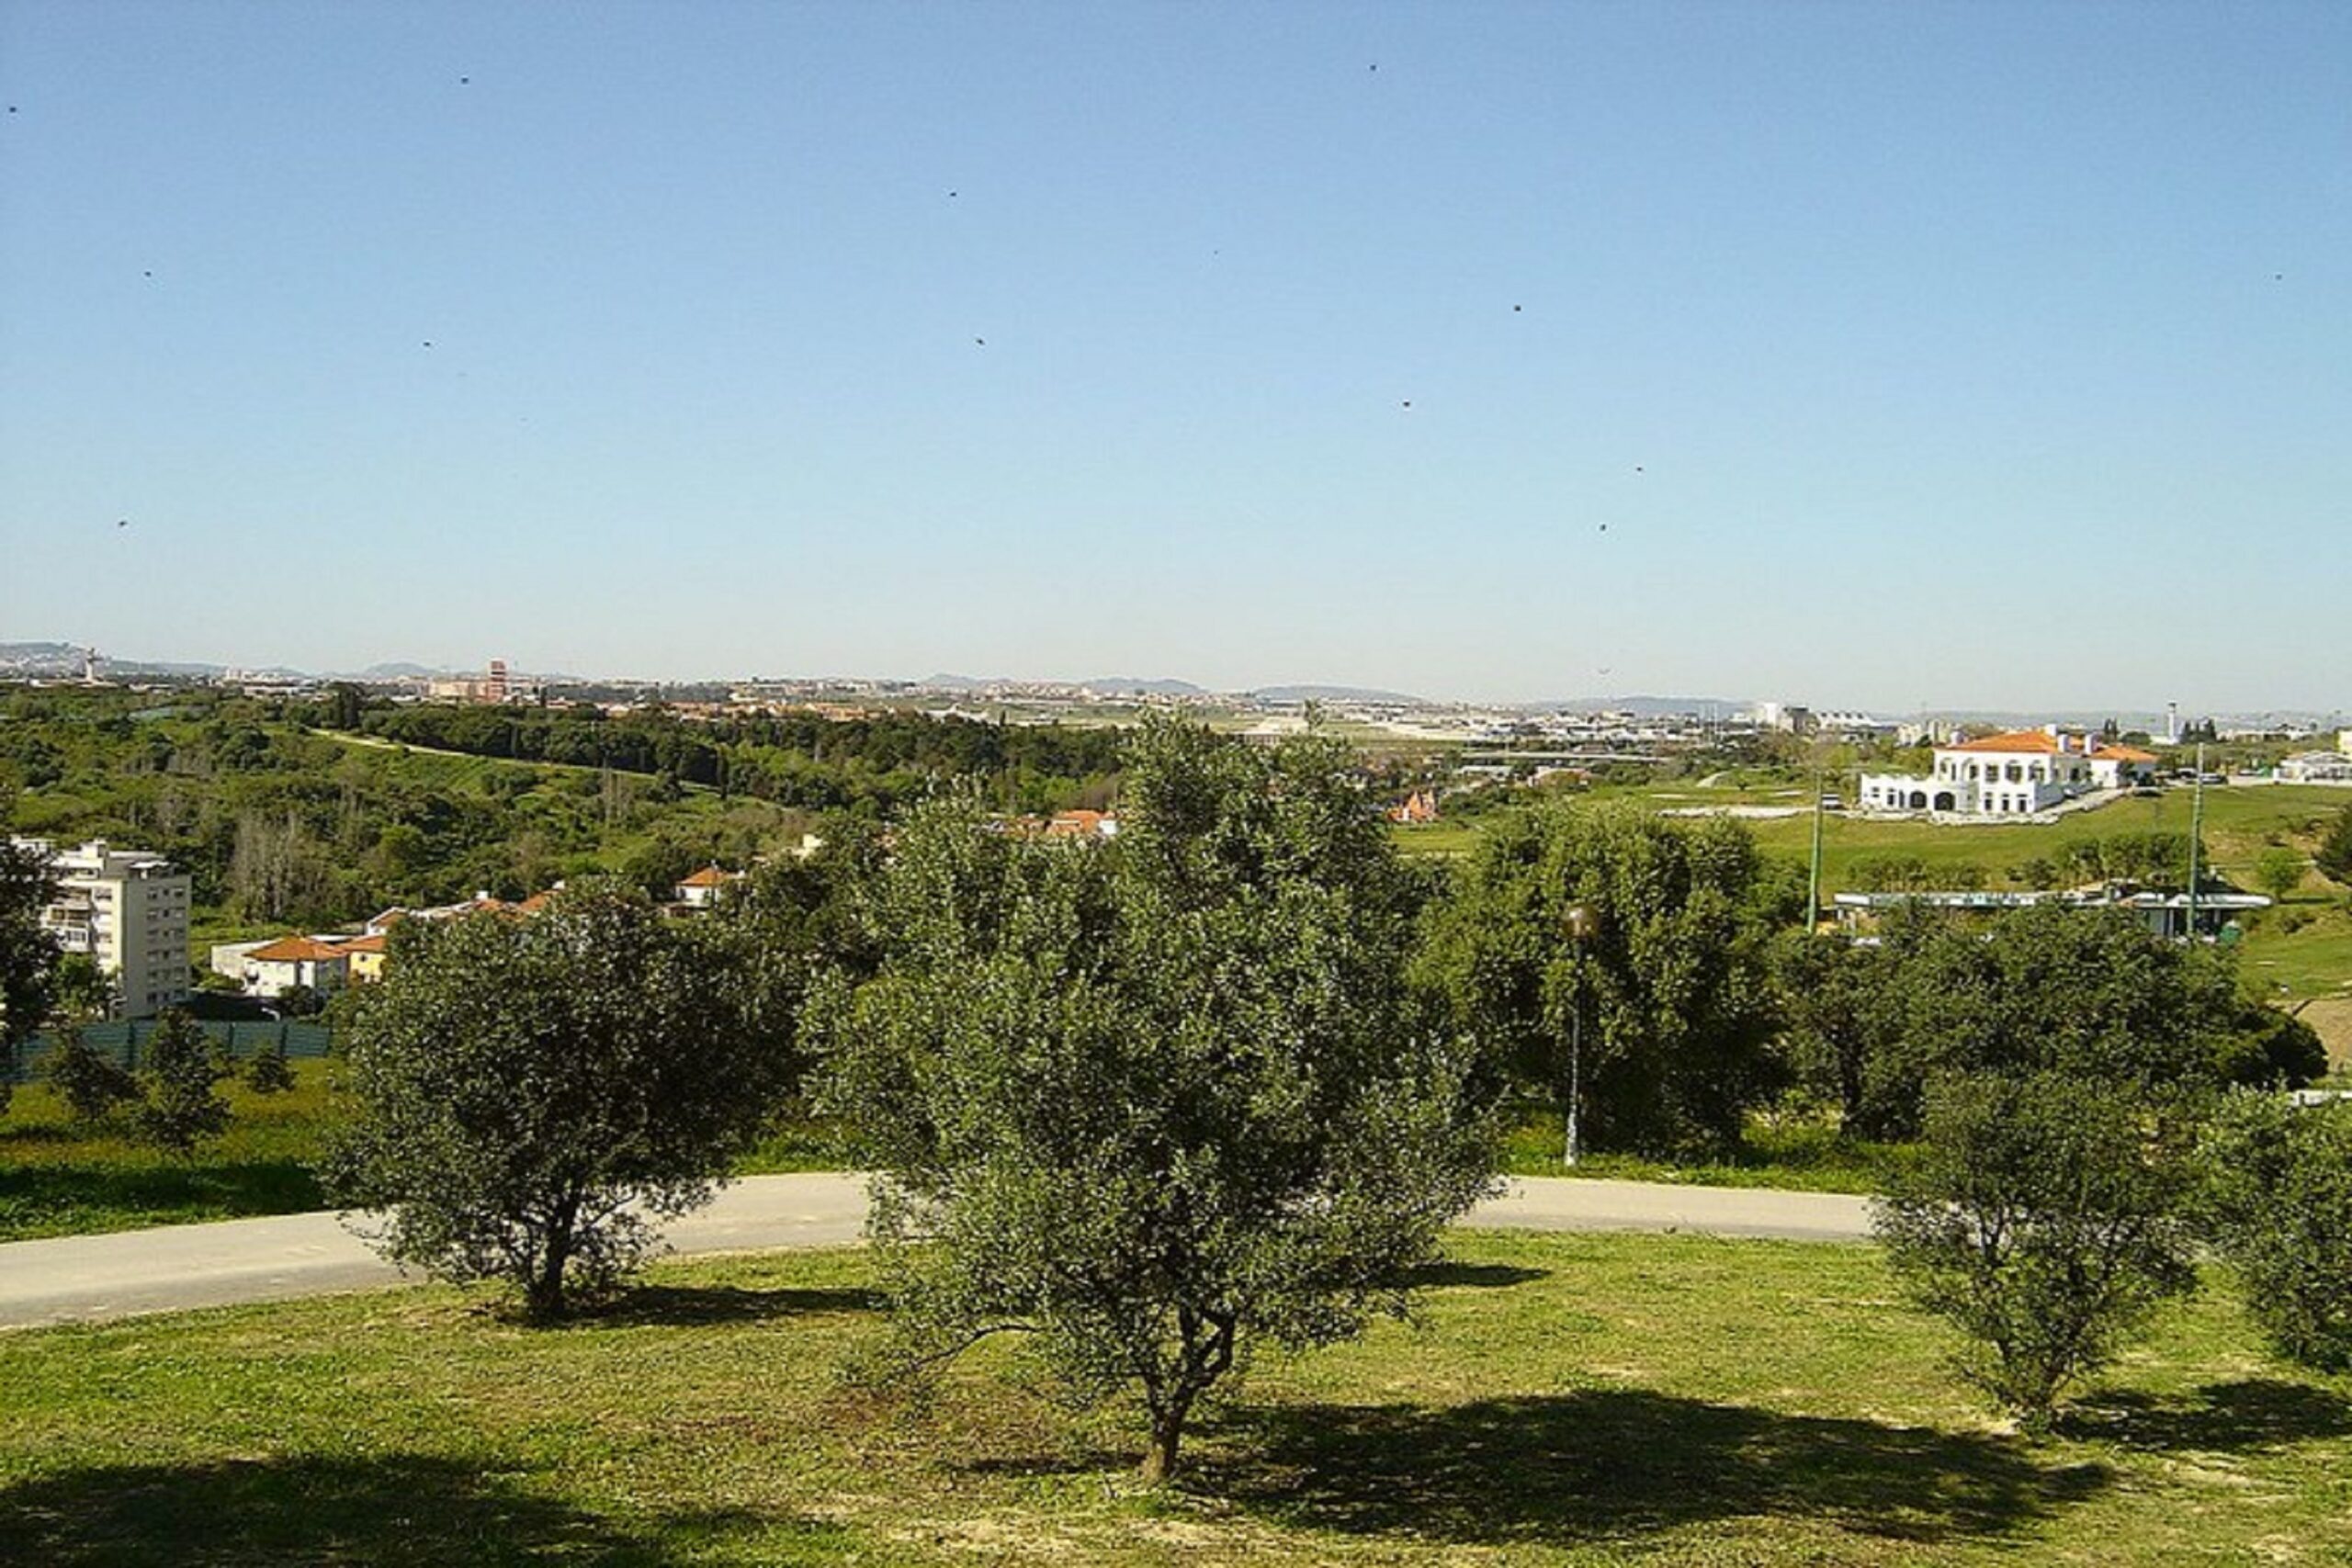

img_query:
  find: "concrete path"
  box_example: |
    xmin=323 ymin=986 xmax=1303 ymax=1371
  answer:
xmin=0 ymin=1174 xmax=1871 ymax=1331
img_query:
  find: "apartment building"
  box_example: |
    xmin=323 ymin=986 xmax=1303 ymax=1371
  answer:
xmin=12 ymin=838 xmax=192 ymax=1018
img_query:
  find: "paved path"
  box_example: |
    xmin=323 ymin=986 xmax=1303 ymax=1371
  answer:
xmin=0 ymin=1174 xmax=1871 ymax=1330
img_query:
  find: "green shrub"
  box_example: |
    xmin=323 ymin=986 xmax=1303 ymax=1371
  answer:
xmin=1874 ymin=1072 xmax=2199 ymax=1432
xmin=2199 ymin=1091 xmax=2352 ymax=1371
xmin=44 ymin=1027 xmax=139 ymax=1122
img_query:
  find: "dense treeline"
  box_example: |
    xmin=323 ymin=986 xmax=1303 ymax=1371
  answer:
xmin=339 ymin=697 xmax=1126 ymax=815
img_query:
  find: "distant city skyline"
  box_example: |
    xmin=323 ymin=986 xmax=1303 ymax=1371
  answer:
xmin=3 ymin=3 xmax=2346 ymax=713
xmin=6 ymin=635 xmax=2346 ymax=728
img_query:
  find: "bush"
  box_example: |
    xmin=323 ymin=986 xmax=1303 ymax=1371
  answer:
xmin=2199 ymin=1092 xmax=2352 ymax=1371
xmin=44 ymin=1027 xmax=139 ymax=1122
xmin=1873 ymin=1072 xmax=2199 ymax=1432
xmin=243 ymin=1040 xmax=297 ymax=1095
xmin=134 ymin=1009 xmax=232 ymax=1154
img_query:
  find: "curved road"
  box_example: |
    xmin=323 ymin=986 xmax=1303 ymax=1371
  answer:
xmin=0 ymin=1175 xmax=1871 ymax=1330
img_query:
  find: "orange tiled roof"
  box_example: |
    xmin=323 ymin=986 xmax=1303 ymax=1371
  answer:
xmin=1945 ymin=729 xmax=2067 ymax=754
xmin=334 ymin=933 xmax=388 ymax=954
xmin=2092 ymin=744 xmax=2159 ymax=763
xmin=679 ymin=866 xmax=734 ymax=888
xmin=246 ymin=936 xmax=350 ymax=964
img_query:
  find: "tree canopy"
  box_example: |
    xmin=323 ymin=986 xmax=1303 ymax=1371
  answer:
xmin=1415 ymin=801 xmax=1788 ymax=1155
xmin=0 ymin=838 xmax=60 ymax=1114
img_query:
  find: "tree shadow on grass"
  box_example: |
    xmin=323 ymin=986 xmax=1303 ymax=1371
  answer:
xmin=576 ymin=1283 xmax=884 ymax=1328
xmin=0 ymin=1453 xmax=827 ymax=1567
xmin=2058 ymin=1379 xmax=2352 ymax=1452
xmin=1396 ymin=1260 xmax=1551 ymax=1291
xmin=1205 ymin=1389 xmax=2110 ymax=1548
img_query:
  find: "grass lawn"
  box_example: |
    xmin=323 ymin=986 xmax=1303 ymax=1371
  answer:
xmin=0 ymin=1063 xmax=338 ymax=1242
xmin=4 ymin=1231 xmax=2346 ymax=1565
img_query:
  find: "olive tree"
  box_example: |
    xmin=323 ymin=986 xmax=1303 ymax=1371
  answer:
xmin=817 ymin=720 xmax=1497 ymax=1482
xmin=322 ymin=885 xmax=794 ymax=1319
xmin=2199 ymin=1091 xmax=2352 ymax=1371
xmin=1874 ymin=1072 xmax=2199 ymax=1431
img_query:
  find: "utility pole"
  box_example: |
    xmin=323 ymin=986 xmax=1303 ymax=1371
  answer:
xmin=1563 ymin=903 xmax=1596 ymax=1167
xmin=1806 ymin=744 xmax=1826 ymax=932
xmin=2186 ymin=740 xmax=2206 ymax=941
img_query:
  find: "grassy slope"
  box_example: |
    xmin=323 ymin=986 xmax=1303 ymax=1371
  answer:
xmin=0 ymin=1064 xmax=336 ymax=1240
xmin=4 ymin=1232 xmax=2346 ymax=1565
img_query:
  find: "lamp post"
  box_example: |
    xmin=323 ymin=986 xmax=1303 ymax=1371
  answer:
xmin=1563 ymin=902 xmax=1596 ymax=1167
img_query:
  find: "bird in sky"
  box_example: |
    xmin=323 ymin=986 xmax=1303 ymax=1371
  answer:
xmin=458 ymin=75 xmax=470 ymax=85
xmin=423 ymin=341 xmax=434 ymax=348
xmin=1513 ymin=304 xmax=1522 ymax=312
xmin=1599 ymin=523 xmax=1609 ymax=532
xmin=116 ymin=518 xmax=128 ymax=528
xmin=974 ymin=337 xmax=986 ymax=346
xmin=1401 ymin=400 xmax=1412 ymax=409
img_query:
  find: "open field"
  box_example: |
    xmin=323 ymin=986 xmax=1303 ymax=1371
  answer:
xmin=5 ymin=1231 xmax=2346 ymax=1565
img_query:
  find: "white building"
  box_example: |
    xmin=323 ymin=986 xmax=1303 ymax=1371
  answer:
xmin=1858 ymin=728 xmax=2160 ymax=818
xmin=12 ymin=838 xmax=191 ymax=1018
xmin=238 ymin=935 xmax=351 ymax=999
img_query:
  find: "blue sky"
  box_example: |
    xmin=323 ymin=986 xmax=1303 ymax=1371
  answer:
xmin=2 ymin=1 xmax=2345 ymax=712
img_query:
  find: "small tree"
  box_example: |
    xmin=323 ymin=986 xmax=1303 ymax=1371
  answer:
xmin=2199 ymin=1091 xmax=2352 ymax=1371
xmin=1874 ymin=1072 xmax=2199 ymax=1432
xmin=0 ymin=839 xmax=62 ymax=1117
xmin=2253 ymin=846 xmax=2305 ymax=903
xmin=243 ymin=1038 xmax=298 ymax=1095
xmin=322 ymin=886 xmax=793 ymax=1319
xmin=134 ymin=1009 xmax=232 ymax=1154
xmin=45 ymin=1025 xmax=139 ymax=1122
xmin=819 ymin=722 xmax=1497 ymax=1482
xmin=2315 ymin=803 xmax=2352 ymax=889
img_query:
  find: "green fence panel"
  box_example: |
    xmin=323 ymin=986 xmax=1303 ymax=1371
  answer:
xmin=8 ymin=1019 xmax=334 ymax=1082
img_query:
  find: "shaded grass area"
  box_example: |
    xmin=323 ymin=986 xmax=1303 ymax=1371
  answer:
xmin=0 ymin=1064 xmax=338 ymax=1241
xmin=1500 ymin=1105 xmax=1913 ymax=1193
xmin=5 ymin=1233 xmax=2347 ymax=1565
xmin=0 ymin=1066 xmax=858 ymax=1237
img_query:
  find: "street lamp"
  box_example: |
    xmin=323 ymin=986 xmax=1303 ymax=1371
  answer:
xmin=1563 ymin=902 xmax=1597 ymax=1167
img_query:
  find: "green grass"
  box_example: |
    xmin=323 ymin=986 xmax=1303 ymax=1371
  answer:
xmin=1501 ymin=1108 xmax=1913 ymax=1194
xmin=0 ymin=1063 xmax=340 ymax=1241
xmin=5 ymin=1232 xmax=2346 ymax=1564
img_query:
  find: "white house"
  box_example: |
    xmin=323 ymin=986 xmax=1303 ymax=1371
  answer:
xmin=1858 ymin=728 xmax=2160 ymax=818
xmin=239 ymin=936 xmax=351 ymax=999
xmin=673 ymin=866 xmax=741 ymax=908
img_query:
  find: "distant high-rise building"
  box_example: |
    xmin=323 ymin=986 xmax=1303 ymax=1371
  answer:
xmin=485 ymin=659 xmax=509 ymax=703
xmin=11 ymin=838 xmax=191 ymax=1018
xmin=2165 ymin=701 xmax=2181 ymax=744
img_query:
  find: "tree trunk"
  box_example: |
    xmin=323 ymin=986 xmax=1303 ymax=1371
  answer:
xmin=1137 ymin=1403 xmax=1187 ymax=1485
xmin=525 ymin=1207 xmax=576 ymax=1321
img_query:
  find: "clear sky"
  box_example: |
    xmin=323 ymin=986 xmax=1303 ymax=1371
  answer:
xmin=2 ymin=1 xmax=2345 ymax=713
